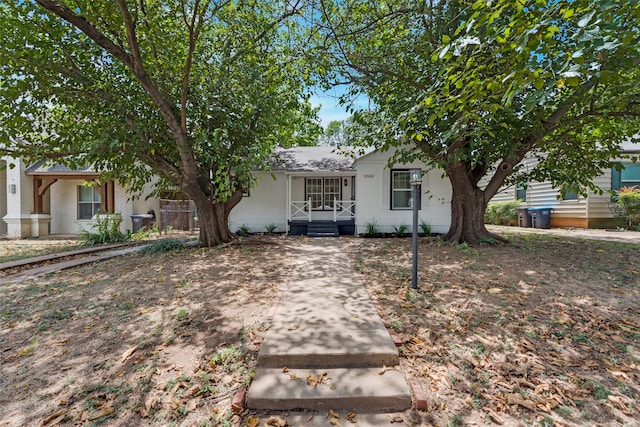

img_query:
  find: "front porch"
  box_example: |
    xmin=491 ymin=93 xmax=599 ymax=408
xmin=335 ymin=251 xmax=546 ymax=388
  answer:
xmin=285 ymin=172 xmax=356 ymax=236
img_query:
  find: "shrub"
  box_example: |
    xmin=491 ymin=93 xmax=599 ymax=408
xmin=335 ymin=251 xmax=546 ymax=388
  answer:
xmin=612 ymin=186 xmax=640 ymax=228
xmin=365 ymin=221 xmax=379 ymax=236
xmin=419 ymin=220 xmax=431 ymax=235
xmin=131 ymin=223 xmax=160 ymax=240
xmin=265 ymin=223 xmax=277 ymax=234
xmin=139 ymin=238 xmax=185 ymax=254
xmin=237 ymin=224 xmax=250 ymax=234
xmin=484 ymin=201 xmax=521 ymax=226
xmin=78 ymin=213 xmax=129 ymax=246
xmin=393 ymin=224 xmax=409 ymax=235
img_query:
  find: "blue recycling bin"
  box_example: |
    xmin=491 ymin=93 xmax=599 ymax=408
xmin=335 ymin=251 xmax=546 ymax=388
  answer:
xmin=529 ymin=207 xmax=551 ymax=229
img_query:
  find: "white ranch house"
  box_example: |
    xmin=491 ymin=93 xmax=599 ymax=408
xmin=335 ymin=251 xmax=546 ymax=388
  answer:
xmin=1 ymin=147 xmax=453 ymax=238
xmin=229 ymin=147 xmax=452 ymax=236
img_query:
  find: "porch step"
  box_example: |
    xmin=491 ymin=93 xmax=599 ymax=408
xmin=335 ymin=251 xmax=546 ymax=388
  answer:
xmin=246 ymin=367 xmax=412 ymax=412
xmin=307 ymin=222 xmax=339 ymax=237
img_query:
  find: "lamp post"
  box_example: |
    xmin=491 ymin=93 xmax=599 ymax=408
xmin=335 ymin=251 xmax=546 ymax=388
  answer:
xmin=410 ymin=168 xmax=422 ymax=290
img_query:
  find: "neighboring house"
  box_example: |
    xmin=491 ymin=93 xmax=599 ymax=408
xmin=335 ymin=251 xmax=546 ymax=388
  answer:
xmin=229 ymin=146 xmax=452 ymax=236
xmin=1 ymin=156 xmax=158 ymax=238
xmin=3 ymin=147 xmax=453 ymax=238
xmin=487 ymin=141 xmax=640 ymax=228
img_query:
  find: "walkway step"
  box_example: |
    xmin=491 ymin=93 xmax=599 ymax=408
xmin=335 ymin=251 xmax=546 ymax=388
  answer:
xmin=246 ymin=367 xmax=412 ymax=412
xmin=257 ymin=326 xmax=399 ymax=368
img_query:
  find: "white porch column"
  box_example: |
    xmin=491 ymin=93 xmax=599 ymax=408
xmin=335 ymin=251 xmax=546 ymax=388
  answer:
xmin=285 ymin=173 xmax=291 ymax=234
xmin=30 ymin=213 xmax=52 ymax=237
xmin=2 ymin=156 xmax=34 ymax=238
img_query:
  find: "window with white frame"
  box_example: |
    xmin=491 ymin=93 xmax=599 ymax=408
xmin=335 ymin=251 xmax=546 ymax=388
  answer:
xmin=306 ymin=177 xmax=342 ymax=210
xmin=78 ymin=185 xmax=102 ymax=219
xmin=391 ymin=170 xmax=413 ymax=209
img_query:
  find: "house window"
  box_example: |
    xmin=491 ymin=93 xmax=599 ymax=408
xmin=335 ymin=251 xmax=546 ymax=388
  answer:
xmin=78 ymin=185 xmax=102 ymax=219
xmin=306 ymin=177 xmax=342 ymax=210
xmin=612 ymin=163 xmax=640 ymax=191
xmin=391 ymin=170 xmax=419 ymax=210
xmin=516 ymin=182 xmax=527 ymax=202
xmin=562 ymin=187 xmax=579 ymax=201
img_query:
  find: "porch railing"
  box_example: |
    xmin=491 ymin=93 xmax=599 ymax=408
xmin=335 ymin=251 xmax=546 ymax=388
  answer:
xmin=290 ymin=198 xmax=356 ymax=222
xmin=290 ymin=199 xmax=312 ymax=222
xmin=334 ymin=199 xmax=356 ymax=221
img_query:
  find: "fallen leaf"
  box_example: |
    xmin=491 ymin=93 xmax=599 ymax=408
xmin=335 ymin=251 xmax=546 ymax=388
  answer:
xmin=144 ymin=394 xmax=157 ymax=414
xmin=506 ymin=393 xmax=535 ymax=411
xmin=485 ymin=409 xmax=504 ymax=425
xmin=306 ymin=371 xmax=328 ymax=388
xmin=88 ymin=406 xmax=115 ymax=421
xmin=346 ymin=412 xmax=357 ymax=423
xmin=264 ymin=416 xmax=287 ymax=427
xmin=186 ymin=399 xmax=197 ymax=411
xmin=39 ymin=410 xmax=66 ymax=426
xmin=120 ymin=346 xmax=137 ymax=363
xmin=327 ymin=410 xmax=340 ymax=426
xmin=247 ymin=416 xmax=260 ymax=427
xmin=519 ymin=339 xmax=536 ymax=352
xmin=608 ymin=395 xmax=632 ymax=415
xmin=488 ymin=288 xmax=502 ymax=294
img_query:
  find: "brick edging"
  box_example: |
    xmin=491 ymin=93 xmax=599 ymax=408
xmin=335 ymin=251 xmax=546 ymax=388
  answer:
xmin=407 ymin=378 xmax=429 ymax=410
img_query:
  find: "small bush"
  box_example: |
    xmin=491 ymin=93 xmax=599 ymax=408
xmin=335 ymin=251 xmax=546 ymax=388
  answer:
xmin=237 ymin=224 xmax=250 ymax=234
xmin=365 ymin=221 xmax=379 ymax=236
xmin=484 ymin=201 xmax=521 ymax=226
xmin=265 ymin=223 xmax=277 ymax=234
xmin=419 ymin=220 xmax=431 ymax=235
xmin=393 ymin=224 xmax=409 ymax=235
xmin=611 ymin=186 xmax=640 ymax=229
xmin=139 ymin=238 xmax=185 ymax=254
xmin=79 ymin=214 xmax=129 ymax=246
xmin=131 ymin=223 xmax=160 ymax=240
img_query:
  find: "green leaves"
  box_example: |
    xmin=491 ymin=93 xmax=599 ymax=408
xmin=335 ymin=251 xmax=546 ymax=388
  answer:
xmin=1 ymin=0 xmax=318 ymax=202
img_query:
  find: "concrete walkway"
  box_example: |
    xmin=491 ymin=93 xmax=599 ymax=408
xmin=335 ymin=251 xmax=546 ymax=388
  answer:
xmin=246 ymin=238 xmax=412 ymax=417
xmin=487 ymin=225 xmax=640 ymax=244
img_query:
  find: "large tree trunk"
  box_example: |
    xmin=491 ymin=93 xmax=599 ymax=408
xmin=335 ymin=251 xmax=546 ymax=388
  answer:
xmin=184 ymin=183 xmax=243 ymax=247
xmin=443 ymin=163 xmax=504 ymax=245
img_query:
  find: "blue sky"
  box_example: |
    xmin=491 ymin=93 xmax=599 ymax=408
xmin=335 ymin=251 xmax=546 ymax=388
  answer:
xmin=309 ymin=86 xmax=370 ymax=127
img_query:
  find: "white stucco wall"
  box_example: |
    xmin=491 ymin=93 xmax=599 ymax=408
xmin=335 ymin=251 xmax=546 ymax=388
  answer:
xmin=3 ymin=157 xmax=34 ymax=238
xmin=353 ymin=149 xmax=452 ymax=234
xmin=48 ymin=179 xmax=157 ymax=234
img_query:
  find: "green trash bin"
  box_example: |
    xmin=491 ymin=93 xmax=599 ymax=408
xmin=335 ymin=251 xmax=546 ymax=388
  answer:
xmin=529 ymin=207 xmax=551 ymax=229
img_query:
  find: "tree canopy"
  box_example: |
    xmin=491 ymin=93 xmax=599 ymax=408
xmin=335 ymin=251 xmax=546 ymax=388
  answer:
xmin=315 ymin=0 xmax=640 ymax=243
xmin=0 ymin=0 xmax=320 ymax=246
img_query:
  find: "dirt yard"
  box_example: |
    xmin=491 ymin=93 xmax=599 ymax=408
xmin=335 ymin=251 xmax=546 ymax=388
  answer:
xmin=0 ymin=232 xmax=639 ymax=426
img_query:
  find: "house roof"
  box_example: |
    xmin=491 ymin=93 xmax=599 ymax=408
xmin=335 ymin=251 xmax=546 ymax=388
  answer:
xmin=270 ymin=146 xmax=359 ymax=172
xmin=25 ymin=161 xmax=99 ymax=175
